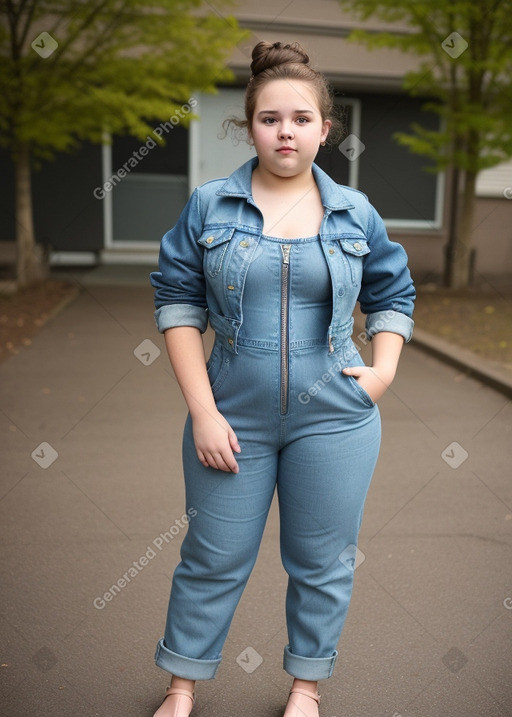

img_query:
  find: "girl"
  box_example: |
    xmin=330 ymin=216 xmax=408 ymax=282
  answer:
xmin=150 ymin=41 xmax=415 ymax=717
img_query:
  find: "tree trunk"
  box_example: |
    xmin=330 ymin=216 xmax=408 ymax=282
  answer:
xmin=445 ymin=169 xmax=477 ymax=289
xmin=443 ymin=164 xmax=460 ymax=287
xmin=14 ymin=143 xmax=45 ymax=288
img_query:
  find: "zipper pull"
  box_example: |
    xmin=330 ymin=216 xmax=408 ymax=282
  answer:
xmin=281 ymin=244 xmax=291 ymax=264
xmin=328 ymin=335 xmax=334 ymax=353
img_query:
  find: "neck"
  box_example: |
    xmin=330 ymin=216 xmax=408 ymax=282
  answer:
xmin=252 ymin=164 xmax=315 ymax=195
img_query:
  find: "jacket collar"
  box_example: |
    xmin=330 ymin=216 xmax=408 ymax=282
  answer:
xmin=216 ymin=157 xmax=355 ymax=211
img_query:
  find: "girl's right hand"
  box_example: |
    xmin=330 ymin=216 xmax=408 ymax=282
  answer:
xmin=191 ymin=410 xmax=241 ymax=473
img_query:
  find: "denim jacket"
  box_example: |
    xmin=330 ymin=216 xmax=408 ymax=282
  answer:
xmin=151 ymin=157 xmax=415 ymax=355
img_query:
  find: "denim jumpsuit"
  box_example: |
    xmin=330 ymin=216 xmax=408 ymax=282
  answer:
xmin=150 ymin=157 xmax=415 ymax=681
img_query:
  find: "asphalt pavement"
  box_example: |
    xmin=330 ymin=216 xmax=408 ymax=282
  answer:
xmin=1 ymin=265 xmax=511 ymax=717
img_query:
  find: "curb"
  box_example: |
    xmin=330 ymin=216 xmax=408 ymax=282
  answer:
xmin=411 ymin=327 xmax=512 ymax=400
xmin=0 ymin=282 xmax=81 ymax=365
xmin=43 ymin=283 xmax=82 ymax=323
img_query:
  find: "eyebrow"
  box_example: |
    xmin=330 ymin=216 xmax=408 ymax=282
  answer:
xmin=257 ymin=110 xmax=315 ymax=115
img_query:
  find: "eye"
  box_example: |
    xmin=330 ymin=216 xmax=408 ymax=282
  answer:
xmin=262 ymin=117 xmax=276 ymax=124
xmin=296 ymin=116 xmax=309 ymax=124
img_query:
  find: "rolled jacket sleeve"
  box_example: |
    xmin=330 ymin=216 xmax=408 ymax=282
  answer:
xmin=150 ymin=188 xmax=208 ymax=334
xmin=359 ymin=206 xmax=415 ymax=343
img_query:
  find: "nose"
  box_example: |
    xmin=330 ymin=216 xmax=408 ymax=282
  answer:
xmin=279 ymin=122 xmax=294 ymax=140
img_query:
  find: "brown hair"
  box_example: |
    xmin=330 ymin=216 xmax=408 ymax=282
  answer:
xmin=223 ymin=41 xmax=343 ymax=146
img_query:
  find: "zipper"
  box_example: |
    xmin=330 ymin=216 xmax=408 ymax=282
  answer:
xmin=280 ymin=244 xmax=291 ymax=415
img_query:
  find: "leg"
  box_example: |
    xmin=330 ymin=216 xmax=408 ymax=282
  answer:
xmin=277 ymin=413 xmax=381 ymax=680
xmin=155 ymin=415 xmax=278 ymax=679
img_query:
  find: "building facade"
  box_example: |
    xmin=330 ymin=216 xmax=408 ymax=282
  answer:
xmin=2 ymin=0 xmax=511 ymax=281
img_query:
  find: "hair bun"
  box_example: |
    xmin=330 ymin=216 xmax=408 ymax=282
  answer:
xmin=250 ymin=41 xmax=310 ymax=77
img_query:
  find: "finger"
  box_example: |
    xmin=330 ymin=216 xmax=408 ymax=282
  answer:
xmin=216 ymin=447 xmax=239 ymax=474
xmin=197 ymin=449 xmax=222 ymax=471
xmin=196 ymin=450 xmax=210 ymax=468
xmin=228 ymin=429 xmax=241 ymax=453
xmin=204 ymin=450 xmax=238 ymax=474
xmin=342 ymin=366 xmax=363 ymax=376
xmin=217 ymin=449 xmax=239 ymax=474
xmin=200 ymin=451 xmax=221 ymax=471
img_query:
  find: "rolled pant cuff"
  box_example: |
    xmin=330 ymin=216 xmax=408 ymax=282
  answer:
xmin=283 ymin=644 xmax=338 ymax=680
xmin=154 ymin=638 xmax=221 ymax=680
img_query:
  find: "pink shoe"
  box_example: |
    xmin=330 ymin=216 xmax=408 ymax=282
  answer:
xmin=153 ymin=686 xmax=196 ymax=717
xmin=283 ymin=687 xmax=320 ymax=717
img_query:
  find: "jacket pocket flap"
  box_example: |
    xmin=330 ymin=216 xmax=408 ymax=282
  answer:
xmin=198 ymin=227 xmax=236 ymax=249
xmin=338 ymin=237 xmax=370 ymax=256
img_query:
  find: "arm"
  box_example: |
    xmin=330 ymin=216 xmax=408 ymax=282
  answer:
xmin=150 ymin=189 xmax=239 ymax=473
xmin=342 ymin=331 xmax=404 ymax=402
xmin=164 ymin=326 xmax=241 ymax=473
xmin=344 ymin=203 xmax=414 ymax=401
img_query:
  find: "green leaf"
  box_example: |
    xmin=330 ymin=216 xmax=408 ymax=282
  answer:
xmin=338 ymin=0 xmax=512 ymax=174
xmin=0 ymin=0 xmax=248 ymax=156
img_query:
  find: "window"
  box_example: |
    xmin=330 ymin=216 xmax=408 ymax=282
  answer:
xmin=316 ymin=94 xmax=442 ymax=229
xmin=107 ymin=124 xmax=189 ymax=246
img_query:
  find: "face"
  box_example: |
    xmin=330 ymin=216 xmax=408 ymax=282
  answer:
xmin=248 ymin=79 xmax=331 ymax=180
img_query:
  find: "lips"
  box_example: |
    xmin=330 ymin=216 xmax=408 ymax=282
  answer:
xmin=276 ymin=146 xmax=296 ymax=154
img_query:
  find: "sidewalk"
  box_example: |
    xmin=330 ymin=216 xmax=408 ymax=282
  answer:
xmin=411 ymin=326 xmax=512 ymax=399
xmin=1 ymin=266 xmax=511 ymax=717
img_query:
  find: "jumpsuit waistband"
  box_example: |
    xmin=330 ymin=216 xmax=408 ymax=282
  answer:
xmin=236 ymin=336 xmax=329 ymax=351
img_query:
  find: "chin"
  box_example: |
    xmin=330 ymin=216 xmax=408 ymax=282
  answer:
xmin=272 ymin=166 xmax=300 ymax=178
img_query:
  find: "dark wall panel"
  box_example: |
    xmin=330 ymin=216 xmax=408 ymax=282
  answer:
xmin=0 ymin=152 xmax=16 ymax=244
xmin=358 ymin=93 xmax=439 ymax=222
xmin=33 ymin=143 xmax=104 ymax=251
xmin=316 ymin=93 xmax=439 ymax=223
xmin=0 ymin=143 xmax=104 ymax=252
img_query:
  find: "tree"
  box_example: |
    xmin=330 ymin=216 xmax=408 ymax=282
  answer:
xmin=337 ymin=0 xmax=512 ymax=288
xmin=0 ymin=0 xmax=245 ymax=288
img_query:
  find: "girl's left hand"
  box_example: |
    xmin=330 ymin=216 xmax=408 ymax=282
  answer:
xmin=342 ymin=365 xmax=395 ymax=404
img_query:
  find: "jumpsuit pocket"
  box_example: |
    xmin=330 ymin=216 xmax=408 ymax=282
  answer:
xmin=198 ymin=227 xmax=236 ymax=278
xmin=206 ymin=342 xmax=230 ymax=395
xmin=343 ymin=340 xmax=375 ymax=408
xmin=346 ymin=375 xmax=376 ymax=408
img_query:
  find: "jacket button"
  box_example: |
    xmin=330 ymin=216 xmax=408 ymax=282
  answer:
xmin=239 ymin=240 xmax=249 ymax=247
xmin=353 ymin=242 xmax=362 ymax=251
xmin=227 ymin=285 xmax=235 ymax=290
xmin=329 ymin=248 xmax=335 ymax=255
xmin=228 ymin=338 xmax=234 ymax=345
xmin=206 ymin=236 xmax=214 ymax=244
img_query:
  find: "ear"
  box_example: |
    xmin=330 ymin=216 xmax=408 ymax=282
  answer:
xmin=320 ymin=119 xmax=332 ymax=145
